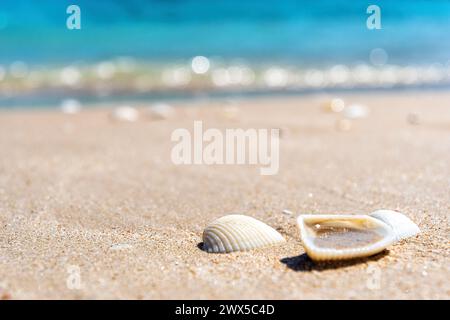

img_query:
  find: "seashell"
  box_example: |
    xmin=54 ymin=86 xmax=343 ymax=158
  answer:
xmin=147 ymin=103 xmax=174 ymax=120
xmin=60 ymin=98 xmax=82 ymax=114
xmin=369 ymin=210 xmax=420 ymax=242
xmin=297 ymin=214 xmax=395 ymax=261
xmin=202 ymin=214 xmax=285 ymax=253
xmin=323 ymin=98 xmax=345 ymax=113
xmin=111 ymin=106 xmax=139 ymax=122
xmin=343 ymin=104 xmax=370 ymax=119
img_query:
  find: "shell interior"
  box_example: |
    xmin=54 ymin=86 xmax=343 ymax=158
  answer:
xmin=309 ymin=220 xmax=384 ymax=249
xmin=297 ymin=215 xmax=395 ymax=261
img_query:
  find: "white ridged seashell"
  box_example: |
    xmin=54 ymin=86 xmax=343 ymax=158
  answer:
xmin=297 ymin=214 xmax=395 ymax=261
xmin=369 ymin=210 xmax=420 ymax=242
xmin=202 ymin=214 xmax=285 ymax=253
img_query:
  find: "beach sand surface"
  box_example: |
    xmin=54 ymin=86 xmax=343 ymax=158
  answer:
xmin=0 ymin=91 xmax=449 ymax=299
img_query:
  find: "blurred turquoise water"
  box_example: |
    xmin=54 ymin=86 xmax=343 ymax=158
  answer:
xmin=0 ymin=0 xmax=449 ymax=66
xmin=0 ymin=0 xmax=449 ymax=108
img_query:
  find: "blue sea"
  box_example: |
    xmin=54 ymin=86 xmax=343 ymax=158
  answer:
xmin=0 ymin=0 xmax=449 ymax=107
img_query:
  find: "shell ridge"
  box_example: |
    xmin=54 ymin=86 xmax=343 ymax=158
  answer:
xmin=212 ymin=224 xmax=242 ymax=252
xmin=206 ymin=225 xmax=238 ymax=252
xmin=203 ymin=229 xmax=226 ymax=253
xmin=246 ymin=217 xmax=284 ymax=245
xmin=244 ymin=218 xmax=283 ymax=248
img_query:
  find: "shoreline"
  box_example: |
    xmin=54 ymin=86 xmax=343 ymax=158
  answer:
xmin=2 ymin=85 xmax=450 ymax=111
xmin=2 ymin=62 xmax=450 ymax=110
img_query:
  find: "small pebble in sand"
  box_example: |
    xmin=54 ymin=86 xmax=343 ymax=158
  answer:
xmin=336 ymin=118 xmax=352 ymax=131
xmin=343 ymin=104 xmax=370 ymax=119
xmin=282 ymin=209 xmax=293 ymax=215
xmin=406 ymin=112 xmax=420 ymax=125
xmin=60 ymin=99 xmax=82 ymax=114
xmin=111 ymin=106 xmax=139 ymax=122
xmin=147 ymin=103 xmax=175 ymax=120
xmin=110 ymin=243 xmax=133 ymax=250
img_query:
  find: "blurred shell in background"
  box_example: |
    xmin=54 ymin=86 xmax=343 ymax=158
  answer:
xmin=60 ymin=98 xmax=82 ymax=114
xmin=323 ymin=97 xmax=345 ymax=113
xmin=343 ymin=104 xmax=370 ymax=119
xmin=111 ymin=106 xmax=139 ymax=122
xmin=147 ymin=103 xmax=175 ymax=120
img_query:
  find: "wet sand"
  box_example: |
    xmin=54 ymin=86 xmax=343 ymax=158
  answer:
xmin=0 ymin=90 xmax=449 ymax=299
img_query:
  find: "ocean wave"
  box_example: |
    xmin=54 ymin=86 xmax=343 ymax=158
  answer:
xmin=1 ymin=57 xmax=450 ymax=102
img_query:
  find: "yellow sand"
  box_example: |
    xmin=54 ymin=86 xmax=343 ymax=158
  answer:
xmin=0 ymin=91 xmax=449 ymax=299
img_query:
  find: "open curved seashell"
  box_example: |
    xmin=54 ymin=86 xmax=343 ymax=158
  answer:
xmin=297 ymin=214 xmax=396 ymax=261
xmin=369 ymin=210 xmax=420 ymax=242
xmin=202 ymin=214 xmax=285 ymax=253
